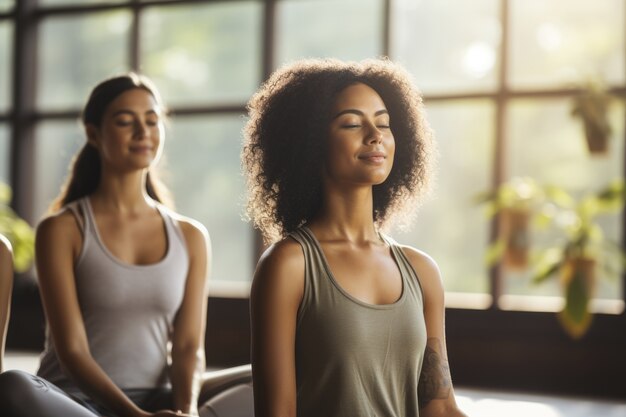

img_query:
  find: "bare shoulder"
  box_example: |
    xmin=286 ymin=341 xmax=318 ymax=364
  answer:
xmin=256 ymin=237 xmax=304 ymax=279
xmin=397 ymin=244 xmax=444 ymax=294
xmin=36 ymin=209 xmax=81 ymax=246
xmin=252 ymin=236 xmax=304 ymax=301
xmin=169 ymin=212 xmax=210 ymax=253
xmin=0 ymin=234 xmax=11 ymax=255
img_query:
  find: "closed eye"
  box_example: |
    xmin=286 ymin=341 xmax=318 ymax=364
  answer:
xmin=115 ymin=119 xmax=133 ymax=127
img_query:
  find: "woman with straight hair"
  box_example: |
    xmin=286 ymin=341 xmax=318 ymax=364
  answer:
xmin=244 ymin=58 xmax=468 ymax=417
xmin=0 ymin=73 xmax=251 ymax=417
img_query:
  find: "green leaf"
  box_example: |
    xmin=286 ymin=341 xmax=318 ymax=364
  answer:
xmin=485 ymin=238 xmax=507 ymax=267
xmin=0 ymin=182 xmax=11 ymax=205
xmin=563 ymin=268 xmax=590 ymax=324
xmin=558 ymin=267 xmax=593 ymax=339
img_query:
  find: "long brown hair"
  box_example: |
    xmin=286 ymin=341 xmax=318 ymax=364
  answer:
xmin=49 ymin=73 xmax=173 ymax=213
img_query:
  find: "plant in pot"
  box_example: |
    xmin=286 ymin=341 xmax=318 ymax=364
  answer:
xmin=0 ymin=181 xmax=35 ymax=272
xmin=533 ymin=180 xmax=626 ymax=338
xmin=476 ymin=177 xmax=570 ymax=271
xmin=571 ymin=80 xmax=615 ymax=156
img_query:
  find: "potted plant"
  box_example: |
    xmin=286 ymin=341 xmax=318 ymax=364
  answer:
xmin=571 ymin=80 xmax=615 ymax=155
xmin=533 ymin=180 xmax=626 ymax=338
xmin=0 ymin=181 xmax=35 ymax=272
xmin=476 ymin=177 xmax=571 ymax=270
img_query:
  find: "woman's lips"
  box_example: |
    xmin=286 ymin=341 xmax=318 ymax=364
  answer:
xmin=358 ymin=151 xmax=386 ymax=164
xmin=129 ymin=146 xmax=153 ymax=153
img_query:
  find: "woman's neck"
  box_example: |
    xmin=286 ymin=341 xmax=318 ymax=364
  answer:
xmin=91 ymin=169 xmax=153 ymax=214
xmin=309 ymin=184 xmax=380 ymax=244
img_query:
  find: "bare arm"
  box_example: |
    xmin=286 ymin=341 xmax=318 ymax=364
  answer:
xmin=403 ymin=247 xmax=469 ymax=417
xmin=250 ymin=239 xmax=304 ymax=417
xmin=0 ymin=234 xmax=13 ymax=373
xmin=36 ymin=213 xmax=180 ymax=417
xmin=169 ymin=219 xmax=210 ymax=415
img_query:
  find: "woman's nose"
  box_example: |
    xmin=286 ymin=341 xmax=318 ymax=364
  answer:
xmin=134 ymin=121 xmax=148 ymax=139
xmin=366 ymin=124 xmax=383 ymax=144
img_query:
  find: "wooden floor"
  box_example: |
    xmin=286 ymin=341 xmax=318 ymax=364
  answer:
xmin=455 ymin=387 xmax=626 ymax=417
xmin=5 ymin=350 xmax=626 ymax=416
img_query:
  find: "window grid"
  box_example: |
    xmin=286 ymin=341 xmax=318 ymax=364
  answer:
xmin=2 ymin=0 xmax=625 ymax=304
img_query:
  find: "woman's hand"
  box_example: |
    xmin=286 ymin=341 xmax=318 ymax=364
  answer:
xmin=150 ymin=410 xmax=191 ymax=417
xmin=136 ymin=409 xmax=191 ymax=417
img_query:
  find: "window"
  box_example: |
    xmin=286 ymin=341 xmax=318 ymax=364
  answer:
xmin=5 ymin=0 xmax=626 ymax=394
xmin=38 ymin=11 xmax=131 ymax=110
xmin=0 ymin=125 xmax=9 ymax=184
xmin=276 ymin=0 xmax=383 ymax=64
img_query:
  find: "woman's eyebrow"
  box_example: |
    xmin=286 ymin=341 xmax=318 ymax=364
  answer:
xmin=333 ymin=109 xmax=389 ymax=119
xmin=111 ymin=109 xmax=159 ymax=117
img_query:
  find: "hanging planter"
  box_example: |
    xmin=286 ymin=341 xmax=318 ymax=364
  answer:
xmin=571 ymin=81 xmax=614 ymax=156
xmin=500 ymin=208 xmax=531 ymax=270
xmin=476 ymin=177 xmax=565 ymax=271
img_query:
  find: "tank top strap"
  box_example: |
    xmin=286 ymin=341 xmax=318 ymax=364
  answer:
xmin=154 ymin=204 xmax=188 ymax=255
xmin=77 ymin=196 xmax=97 ymax=235
xmin=380 ymin=234 xmax=425 ymax=305
xmin=289 ymin=227 xmax=332 ymax=323
xmin=64 ymin=199 xmax=87 ymax=235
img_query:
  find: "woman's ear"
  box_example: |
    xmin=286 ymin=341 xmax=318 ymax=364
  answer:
xmin=85 ymin=124 xmax=99 ymax=148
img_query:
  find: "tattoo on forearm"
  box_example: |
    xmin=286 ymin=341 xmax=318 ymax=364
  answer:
xmin=418 ymin=338 xmax=452 ymax=409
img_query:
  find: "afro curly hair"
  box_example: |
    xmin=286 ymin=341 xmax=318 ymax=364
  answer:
xmin=242 ymin=58 xmax=436 ymax=243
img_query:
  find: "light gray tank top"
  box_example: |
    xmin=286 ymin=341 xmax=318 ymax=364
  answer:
xmin=291 ymin=227 xmax=427 ymax=417
xmin=37 ymin=197 xmax=189 ymax=394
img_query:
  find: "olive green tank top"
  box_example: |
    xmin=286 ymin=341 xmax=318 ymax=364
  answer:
xmin=290 ymin=227 xmax=427 ymax=417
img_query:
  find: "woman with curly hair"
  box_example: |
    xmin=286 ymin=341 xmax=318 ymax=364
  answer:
xmin=243 ymin=58 xmax=468 ymax=417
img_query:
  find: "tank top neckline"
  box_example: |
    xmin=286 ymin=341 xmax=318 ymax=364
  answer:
xmin=299 ymin=226 xmax=407 ymax=310
xmin=81 ymin=196 xmax=173 ymax=270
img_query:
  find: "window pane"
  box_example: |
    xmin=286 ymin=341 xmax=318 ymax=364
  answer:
xmin=33 ymin=121 xmax=84 ymax=219
xmin=510 ymin=0 xmax=625 ymax=89
xmin=276 ymin=0 xmax=383 ymax=65
xmin=38 ymin=11 xmax=131 ymax=110
xmin=505 ymin=99 xmax=625 ymax=300
xmin=164 ymin=115 xmax=252 ymax=283
xmin=392 ymin=0 xmax=500 ymax=95
xmin=0 ymin=124 xmax=9 ymax=184
xmin=0 ymin=22 xmax=12 ymax=113
xmin=393 ymin=100 xmax=494 ymax=294
xmin=141 ymin=2 xmax=261 ymax=107
xmin=0 ymin=0 xmax=13 ymax=12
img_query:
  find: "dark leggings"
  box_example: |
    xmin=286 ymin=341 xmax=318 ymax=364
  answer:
xmin=0 ymin=370 xmax=254 ymax=417
xmin=0 ymin=370 xmax=100 ymax=417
